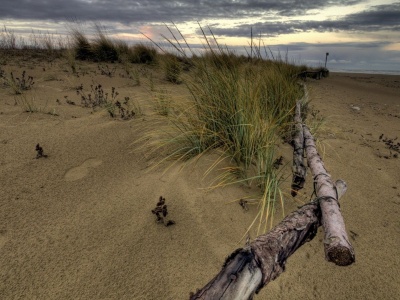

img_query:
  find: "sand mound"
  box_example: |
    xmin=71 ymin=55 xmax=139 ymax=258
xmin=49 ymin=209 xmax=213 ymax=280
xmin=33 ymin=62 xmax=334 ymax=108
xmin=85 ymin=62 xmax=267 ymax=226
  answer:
xmin=1 ymin=56 xmax=399 ymax=299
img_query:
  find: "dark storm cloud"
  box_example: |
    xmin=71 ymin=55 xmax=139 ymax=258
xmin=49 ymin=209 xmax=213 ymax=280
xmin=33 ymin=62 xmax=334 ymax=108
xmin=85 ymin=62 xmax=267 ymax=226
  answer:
xmin=0 ymin=0 xmax=364 ymax=24
xmin=208 ymin=3 xmax=400 ymax=37
xmin=303 ymin=2 xmax=400 ymax=32
xmin=339 ymin=3 xmax=400 ymax=30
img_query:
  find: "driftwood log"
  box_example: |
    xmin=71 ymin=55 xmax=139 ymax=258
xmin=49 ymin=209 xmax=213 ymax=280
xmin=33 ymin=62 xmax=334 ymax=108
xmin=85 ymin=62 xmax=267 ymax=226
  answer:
xmin=291 ymin=100 xmax=354 ymax=266
xmin=190 ymin=101 xmax=354 ymax=298
xmin=291 ymin=101 xmax=307 ymax=196
xmin=190 ymin=181 xmax=348 ymax=300
xmin=296 ymin=69 xmax=329 ymax=80
xmin=303 ymin=123 xmax=355 ymax=266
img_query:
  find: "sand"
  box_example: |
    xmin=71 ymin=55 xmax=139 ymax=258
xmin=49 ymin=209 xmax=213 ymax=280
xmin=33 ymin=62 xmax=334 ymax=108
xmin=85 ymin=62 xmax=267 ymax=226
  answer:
xmin=0 ymin=54 xmax=399 ymax=299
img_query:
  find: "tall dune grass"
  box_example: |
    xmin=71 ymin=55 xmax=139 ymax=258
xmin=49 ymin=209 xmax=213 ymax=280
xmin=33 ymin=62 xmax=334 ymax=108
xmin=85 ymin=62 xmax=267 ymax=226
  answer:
xmin=68 ymin=26 xmax=158 ymax=64
xmin=145 ymin=27 xmax=304 ymax=233
xmin=129 ymin=43 xmax=158 ymax=64
xmin=91 ymin=25 xmax=119 ymax=62
xmin=169 ymin=51 xmax=302 ymax=185
xmin=70 ymin=28 xmax=93 ymax=60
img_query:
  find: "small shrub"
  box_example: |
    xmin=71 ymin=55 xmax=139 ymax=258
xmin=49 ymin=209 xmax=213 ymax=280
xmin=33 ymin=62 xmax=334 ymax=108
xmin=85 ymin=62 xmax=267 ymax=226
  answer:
xmin=151 ymin=196 xmax=175 ymax=226
xmin=76 ymin=84 xmax=115 ymax=108
xmin=75 ymin=84 xmax=140 ymax=119
xmin=92 ymin=26 xmax=119 ymax=62
xmin=71 ymin=29 xmax=93 ymax=60
xmin=108 ymin=97 xmax=139 ymax=120
xmin=2 ymin=71 xmax=34 ymax=94
xmin=69 ymin=26 xmax=120 ymax=62
xmin=130 ymin=44 xmax=157 ymax=64
xmin=98 ymin=64 xmax=116 ymax=77
xmin=35 ymin=144 xmax=48 ymax=159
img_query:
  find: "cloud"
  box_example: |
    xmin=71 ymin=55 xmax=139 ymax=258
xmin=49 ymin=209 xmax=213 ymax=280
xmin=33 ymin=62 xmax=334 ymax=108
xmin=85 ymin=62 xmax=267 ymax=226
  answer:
xmin=344 ymin=3 xmax=400 ymax=29
xmin=2 ymin=1 xmax=398 ymax=44
xmin=1 ymin=1 xmax=398 ymax=73
xmin=203 ymin=2 xmax=400 ymax=37
xmin=0 ymin=0 xmax=365 ymax=24
xmin=305 ymin=2 xmax=400 ymax=32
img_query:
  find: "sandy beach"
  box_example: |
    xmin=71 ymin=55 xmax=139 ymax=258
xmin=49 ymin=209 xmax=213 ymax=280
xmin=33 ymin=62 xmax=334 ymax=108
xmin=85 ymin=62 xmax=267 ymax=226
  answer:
xmin=1 ymin=55 xmax=399 ymax=299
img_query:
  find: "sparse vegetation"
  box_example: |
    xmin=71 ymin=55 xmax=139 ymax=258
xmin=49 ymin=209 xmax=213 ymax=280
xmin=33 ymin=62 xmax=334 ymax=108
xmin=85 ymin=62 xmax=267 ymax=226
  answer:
xmin=151 ymin=196 xmax=175 ymax=226
xmin=98 ymin=64 xmax=116 ymax=77
xmin=13 ymin=93 xmax=41 ymax=112
xmin=304 ymin=103 xmax=327 ymax=137
xmin=1 ymin=70 xmax=35 ymax=94
xmin=107 ymin=96 xmax=140 ymax=120
xmin=0 ymin=26 xmax=17 ymax=49
xmin=75 ymin=84 xmax=140 ymax=119
xmin=76 ymin=84 xmax=114 ymax=108
xmin=153 ymin=89 xmax=171 ymax=116
xmin=35 ymin=143 xmax=48 ymax=159
xmin=0 ymin=23 xmax=314 ymax=232
xmin=132 ymin=68 xmax=141 ymax=86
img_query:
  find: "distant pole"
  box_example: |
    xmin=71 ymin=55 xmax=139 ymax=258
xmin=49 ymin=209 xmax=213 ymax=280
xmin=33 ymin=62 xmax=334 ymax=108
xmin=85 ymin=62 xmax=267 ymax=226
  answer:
xmin=250 ymin=27 xmax=253 ymax=59
xmin=325 ymin=52 xmax=329 ymax=68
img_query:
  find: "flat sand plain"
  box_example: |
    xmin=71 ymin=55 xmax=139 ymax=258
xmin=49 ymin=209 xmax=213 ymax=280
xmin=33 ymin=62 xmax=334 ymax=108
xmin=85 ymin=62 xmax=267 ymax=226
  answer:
xmin=1 ymin=55 xmax=399 ymax=299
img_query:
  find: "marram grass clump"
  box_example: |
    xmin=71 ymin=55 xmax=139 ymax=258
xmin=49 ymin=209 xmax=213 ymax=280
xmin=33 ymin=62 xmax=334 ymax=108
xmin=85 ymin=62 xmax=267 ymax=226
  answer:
xmin=69 ymin=26 xmax=158 ymax=64
xmin=171 ymin=52 xmax=302 ymax=181
xmin=144 ymin=29 xmax=304 ymax=233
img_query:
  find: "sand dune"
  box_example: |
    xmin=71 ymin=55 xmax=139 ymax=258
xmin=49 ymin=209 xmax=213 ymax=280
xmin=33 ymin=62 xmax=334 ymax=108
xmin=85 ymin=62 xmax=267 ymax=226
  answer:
xmin=1 ymin=56 xmax=399 ymax=299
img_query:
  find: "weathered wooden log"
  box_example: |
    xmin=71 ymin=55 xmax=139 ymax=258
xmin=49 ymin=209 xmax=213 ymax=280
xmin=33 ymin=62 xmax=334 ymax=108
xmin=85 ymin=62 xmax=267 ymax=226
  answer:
xmin=303 ymin=124 xmax=355 ymax=266
xmin=295 ymin=69 xmax=329 ymax=80
xmin=291 ymin=101 xmax=307 ymax=196
xmin=190 ymin=181 xmax=347 ymax=300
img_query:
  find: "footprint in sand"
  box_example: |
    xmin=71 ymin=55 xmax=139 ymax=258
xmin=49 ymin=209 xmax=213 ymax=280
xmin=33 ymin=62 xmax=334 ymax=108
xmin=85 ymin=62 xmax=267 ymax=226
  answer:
xmin=64 ymin=158 xmax=103 ymax=181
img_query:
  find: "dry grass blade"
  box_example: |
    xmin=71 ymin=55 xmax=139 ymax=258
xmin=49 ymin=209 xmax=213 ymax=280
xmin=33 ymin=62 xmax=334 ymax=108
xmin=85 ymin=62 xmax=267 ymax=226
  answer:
xmin=140 ymin=24 xmax=306 ymax=232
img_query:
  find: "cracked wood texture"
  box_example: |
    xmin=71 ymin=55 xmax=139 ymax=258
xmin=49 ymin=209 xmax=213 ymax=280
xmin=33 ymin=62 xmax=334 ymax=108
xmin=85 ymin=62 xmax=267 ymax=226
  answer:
xmin=291 ymin=101 xmax=307 ymax=196
xmin=190 ymin=181 xmax=347 ymax=300
xmin=303 ymin=124 xmax=355 ymax=266
xmin=190 ymin=204 xmax=320 ymax=300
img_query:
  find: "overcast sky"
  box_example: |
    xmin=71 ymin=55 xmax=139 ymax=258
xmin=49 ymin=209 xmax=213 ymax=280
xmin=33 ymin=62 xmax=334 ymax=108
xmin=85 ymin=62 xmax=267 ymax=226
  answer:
xmin=1 ymin=0 xmax=399 ymax=73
